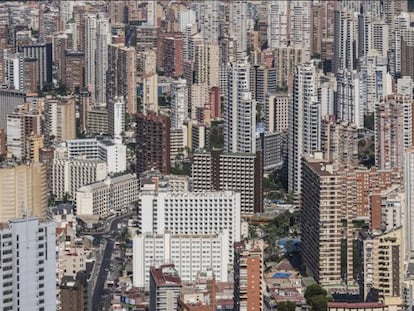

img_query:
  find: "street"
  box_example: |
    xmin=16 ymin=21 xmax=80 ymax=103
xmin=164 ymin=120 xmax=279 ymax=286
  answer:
xmin=89 ymin=213 xmax=133 ymax=311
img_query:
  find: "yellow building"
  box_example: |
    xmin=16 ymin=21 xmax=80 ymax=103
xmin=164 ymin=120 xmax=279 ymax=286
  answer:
xmin=0 ymin=162 xmax=48 ymax=222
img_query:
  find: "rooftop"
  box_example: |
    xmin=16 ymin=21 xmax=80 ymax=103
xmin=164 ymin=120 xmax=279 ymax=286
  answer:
xmin=150 ymin=265 xmax=182 ymax=287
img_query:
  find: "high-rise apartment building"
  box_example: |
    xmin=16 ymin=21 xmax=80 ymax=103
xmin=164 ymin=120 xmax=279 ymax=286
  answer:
xmin=63 ymin=50 xmax=84 ymax=92
xmin=224 ymin=59 xmax=256 ymax=154
xmin=106 ymin=43 xmax=137 ymax=114
xmin=321 ymin=117 xmax=359 ymax=166
xmin=265 ymin=94 xmax=289 ymax=133
xmin=362 ymin=228 xmax=403 ymax=306
xmin=84 ymin=14 xmax=97 ymax=98
xmin=164 ymin=34 xmax=184 ymax=78
xmin=44 ymin=96 xmax=76 ymax=143
xmin=18 ymin=43 xmax=52 ymax=89
xmin=0 ymin=89 xmax=26 ymax=130
xmin=302 ymin=154 xmax=402 ymax=286
xmin=136 ymin=112 xmax=171 ymax=175
xmin=149 ymin=265 xmax=182 ymax=311
xmin=192 ymin=149 xmax=263 ymax=214
xmin=4 ymin=52 xmax=24 ymax=91
xmin=288 ymin=60 xmax=334 ymax=194
xmin=0 ymin=217 xmax=56 ymax=311
xmin=268 ymin=1 xmax=312 ymax=61
xmin=142 ymin=72 xmax=159 ymax=114
xmin=76 ymin=173 xmax=139 ymax=216
xmin=133 ymin=231 xmax=229 ymax=289
xmin=138 ymin=190 xmax=241 ymax=263
xmin=233 ymin=240 xmax=265 ymax=311
xmin=51 ymin=158 xmax=107 ymax=201
xmin=0 ymin=162 xmax=48 ymax=222
xmin=375 ymin=95 xmax=412 ymax=171
xmin=95 ymin=16 xmax=110 ymax=105
xmin=107 ymin=97 xmax=125 ymax=137
xmin=170 ymin=79 xmax=188 ymax=129
xmin=404 ymin=147 xmax=414 ymax=258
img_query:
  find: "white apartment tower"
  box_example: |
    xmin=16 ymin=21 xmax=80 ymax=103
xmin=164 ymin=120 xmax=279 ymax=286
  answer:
xmin=0 ymin=217 xmax=56 ymax=311
xmin=229 ymin=1 xmax=248 ymax=59
xmin=288 ymin=60 xmax=328 ymax=194
xmin=170 ymin=79 xmax=188 ymax=129
xmin=84 ymin=14 xmax=97 ymax=99
xmin=224 ymin=59 xmax=256 ymax=154
xmin=95 ymin=16 xmax=110 ymax=105
xmin=404 ymin=147 xmax=414 ymax=259
xmin=138 ymin=190 xmax=241 ymax=262
xmin=198 ymin=2 xmax=220 ymax=44
xmin=133 ymin=231 xmax=229 ymax=289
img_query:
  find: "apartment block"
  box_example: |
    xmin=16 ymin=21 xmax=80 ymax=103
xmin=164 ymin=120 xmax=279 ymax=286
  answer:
xmin=63 ymin=50 xmax=85 ymax=92
xmin=321 ymin=117 xmax=359 ymax=166
xmin=149 ymin=265 xmax=182 ymax=311
xmin=65 ymin=137 xmax=126 ymax=174
xmin=163 ymin=33 xmax=184 ymax=78
xmin=138 ymin=190 xmax=241 ymax=263
xmin=265 ymin=93 xmax=289 ymax=133
xmin=44 ymin=96 xmax=76 ymax=143
xmin=106 ymin=43 xmax=136 ymax=114
xmin=0 ymin=217 xmax=56 ymax=310
xmin=133 ymin=231 xmax=229 ymax=289
xmin=76 ymin=173 xmax=139 ymax=216
xmin=136 ymin=112 xmax=171 ymax=175
xmin=301 ymin=154 xmax=402 ymax=286
xmin=51 ymin=158 xmax=107 ymax=201
xmin=192 ymin=150 xmax=263 ymax=214
xmin=233 ymin=240 xmax=265 ymax=311
xmin=361 ymin=228 xmax=403 ymax=307
xmin=375 ymin=95 xmax=414 ymax=170
xmin=0 ymin=162 xmax=48 ymax=222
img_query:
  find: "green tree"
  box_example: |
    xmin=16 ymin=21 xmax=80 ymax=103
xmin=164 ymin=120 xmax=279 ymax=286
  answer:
xmin=277 ymin=301 xmax=296 ymax=311
xmin=305 ymin=284 xmax=329 ymax=311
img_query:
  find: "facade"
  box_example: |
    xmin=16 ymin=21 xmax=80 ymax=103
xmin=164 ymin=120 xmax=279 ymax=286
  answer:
xmin=76 ymin=173 xmax=139 ymax=216
xmin=149 ymin=265 xmax=182 ymax=311
xmin=44 ymin=96 xmax=76 ymax=143
xmin=170 ymin=79 xmax=189 ymax=129
xmin=405 ymin=147 xmax=414 ymax=258
xmin=266 ymin=94 xmax=289 ymax=133
xmin=0 ymin=217 xmax=56 ymax=311
xmin=375 ymin=95 xmax=413 ymax=170
xmin=321 ymin=117 xmax=359 ymax=166
xmin=302 ymin=154 xmax=402 ymax=286
xmin=233 ymin=240 xmax=265 ymax=311
xmin=107 ymin=97 xmax=125 ymax=137
xmin=65 ymin=137 xmax=126 ymax=174
xmin=192 ymin=150 xmax=263 ymax=214
xmin=106 ymin=43 xmax=137 ymax=114
xmin=51 ymin=158 xmax=107 ymax=201
xmin=136 ymin=112 xmax=171 ymax=175
xmin=288 ymin=60 xmax=333 ymax=194
xmin=224 ymin=59 xmax=256 ymax=154
xmin=256 ymin=131 xmax=283 ymax=172
xmin=0 ymin=89 xmax=26 ymax=130
xmin=362 ymin=228 xmax=403 ymax=307
xmin=138 ymin=190 xmax=241 ymax=263
xmin=164 ymin=34 xmax=184 ymax=78
xmin=0 ymin=162 xmax=48 ymax=222
xmin=18 ymin=42 xmax=52 ymax=89
xmin=133 ymin=231 xmax=229 ymax=289
xmin=60 ymin=272 xmax=88 ymax=311
xmin=142 ymin=73 xmax=159 ymax=114
xmin=63 ymin=50 xmax=84 ymax=92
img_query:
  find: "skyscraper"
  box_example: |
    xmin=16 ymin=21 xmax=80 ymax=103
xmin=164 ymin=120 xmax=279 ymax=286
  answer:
xmin=107 ymin=44 xmax=137 ymax=114
xmin=288 ymin=60 xmax=329 ymax=194
xmin=224 ymin=59 xmax=256 ymax=154
xmin=95 ymin=16 xmax=110 ymax=105
xmin=0 ymin=217 xmax=56 ymax=310
xmin=136 ymin=112 xmax=170 ymax=175
xmin=170 ymin=79 xmax=188 ymax=129
xmin=84 ymin=14 xmax=97 ymax=98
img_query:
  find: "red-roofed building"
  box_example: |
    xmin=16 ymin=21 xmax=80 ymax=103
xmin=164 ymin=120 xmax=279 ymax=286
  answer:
xmin=149 ymin=264 xmax=182 ymax=311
